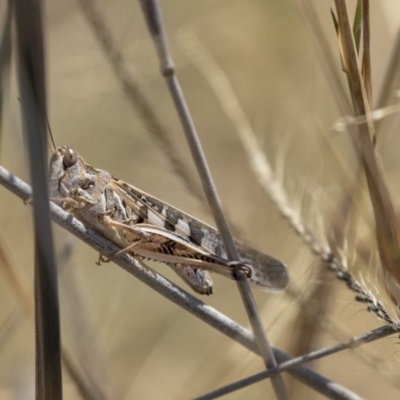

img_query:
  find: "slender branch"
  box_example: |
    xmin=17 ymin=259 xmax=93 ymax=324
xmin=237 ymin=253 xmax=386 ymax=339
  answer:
xmin=195 ymin=324 xmax=398 ymax=400
xmin=0 ymin=164 xmax=363 ymax=400
xmin=137 ymin=1 xmax=288 ymax=399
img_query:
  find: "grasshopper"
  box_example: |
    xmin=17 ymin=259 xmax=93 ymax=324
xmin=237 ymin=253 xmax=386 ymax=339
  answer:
xmin=49 ymin=146 xmax=289 ymax=294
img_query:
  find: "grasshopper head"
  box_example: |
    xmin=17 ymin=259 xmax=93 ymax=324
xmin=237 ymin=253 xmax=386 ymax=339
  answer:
xmin=49 ymin=146 xmax=111 ymax=209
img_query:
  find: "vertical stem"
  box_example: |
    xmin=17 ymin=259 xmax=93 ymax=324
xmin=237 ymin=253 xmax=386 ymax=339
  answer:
xmin=14 ymin=0 xmax=62 ymax=398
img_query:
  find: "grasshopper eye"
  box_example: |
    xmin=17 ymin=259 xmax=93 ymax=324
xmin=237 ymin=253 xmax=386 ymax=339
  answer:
xmin=63 ymin=147 xmax=78 ymax=168
xmin=81 ymin=180 xmax=94 ymax=191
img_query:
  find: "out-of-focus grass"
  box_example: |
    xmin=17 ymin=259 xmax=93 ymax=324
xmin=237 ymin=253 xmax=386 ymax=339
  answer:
xmin=1 ymin=1 xmax=400 ymax=399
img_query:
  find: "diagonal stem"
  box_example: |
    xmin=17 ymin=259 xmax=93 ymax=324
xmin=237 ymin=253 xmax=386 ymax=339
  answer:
xmin=195 ymin=324 xmax=397 ymax=400
xmin=138 ymin=1 xmax=288 ymax=398
xmin=0 ymin=164 xmax=362 ymax=400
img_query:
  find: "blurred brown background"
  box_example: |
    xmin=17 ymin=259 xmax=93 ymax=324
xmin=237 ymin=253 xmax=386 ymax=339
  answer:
xmin=1 ymin=1 xmax=400 ymax=399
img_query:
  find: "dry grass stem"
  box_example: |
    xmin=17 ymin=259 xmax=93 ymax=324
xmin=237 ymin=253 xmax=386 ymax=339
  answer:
xmin=195 ymin=323 xmax=399 ymax=400
xmin=334 ymin=0 xmax=400 ymax=305
xmin=0 ymin=162 xmax=366 ymax=400
xmin=139 ymin=2 xmax=288 ymax=397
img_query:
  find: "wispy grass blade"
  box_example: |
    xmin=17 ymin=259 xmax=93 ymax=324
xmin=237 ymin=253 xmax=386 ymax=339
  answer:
xmin=14 ymin=0 xmax=62 ymax=398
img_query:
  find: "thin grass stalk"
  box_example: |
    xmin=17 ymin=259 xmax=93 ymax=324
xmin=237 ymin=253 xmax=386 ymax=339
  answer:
xmin=14 ymin=0 xmax=62 ymax=398
xmin=138 ymin=1 xmax=288 ymax=398
xmin=195 ymin=324 xmax=397 ymax=400
xmin=332 ymin=0 xmax=400 ymax=314
xmin=303 ymin=1 xmax=394 ymax=221
xmin=361 ymin=0 xmax=371 ymax=104
xmin=300 ymin=1 xmax=373 ymax=243
xmin=298 ymin=1 xmax=368 ymax=266
xmin=334 ymin=0 xmax=400 ymax=304
xmin=0 ymin=164 xmax=362 ymax=400
xmin=0 ymin=0 xmax=13 ymax=138
xmin=308 ymin=1 xmax=398 ymax=333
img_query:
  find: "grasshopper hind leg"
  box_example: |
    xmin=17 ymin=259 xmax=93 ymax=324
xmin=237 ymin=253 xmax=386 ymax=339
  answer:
xmin=167 ymin=263 xmax=213 ymax=295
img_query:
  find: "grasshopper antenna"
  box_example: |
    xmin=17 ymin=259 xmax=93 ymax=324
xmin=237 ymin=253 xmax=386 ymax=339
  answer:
xmin=46 ymin=115 xmax=57 ymax=152
xmin=17 ymin=97 xmax=57 ymax=152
